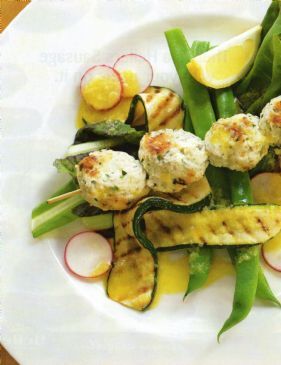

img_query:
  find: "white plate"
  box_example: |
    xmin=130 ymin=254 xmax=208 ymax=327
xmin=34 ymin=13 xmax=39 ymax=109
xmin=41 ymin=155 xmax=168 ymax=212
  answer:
xmin=2 ymin=1 xmax=281 ymax=364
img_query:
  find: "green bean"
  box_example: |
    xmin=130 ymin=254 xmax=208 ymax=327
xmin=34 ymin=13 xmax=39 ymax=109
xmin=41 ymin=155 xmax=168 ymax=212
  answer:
xmin=166 ymin=29 xmax=280 ymax=339
xmin=256 ymin=266 xmax=281 ymax=306
xmin=217 ymin=246 xmax=260 ymax=341
xmin=214 ymin=89 xmax=236 ymax=119
xmin=216 ymin=88 xmax=280 ymax=334
xmin=229 ymin=171 xmax=253 ymax=205
xmin=184 ymin=247 xmax=213 ymax=298
xmin=213 ymin=89 xmax=253 ymax=210
xmin=182 ymin=41 xmax=210 ymax=135
xmin=212 ymin=89 xmax=247 ymax=208
xmin=165 ymin=33 xmax=232 ymax=296
xmin=191 ymin=40 xmax=211 ymax=56
xmin=183 ymin=107 xmax=194 ymax=134
xmin=182 ymin=40 xmax=215 ymax=295
xmin=165 ymin=29 xmax=215 ymax=139
xmin=215 ymin=88 xmax=260 ymax=340
xmin=206 ymin=166 xmax=231 ymax=207
xmin=164 ymin=29 xmax=193 ymax=133
xmin=165 ymin=31 xmax=231 ymax=204
xmin=213 ymin=89 xmax=254 ymax=206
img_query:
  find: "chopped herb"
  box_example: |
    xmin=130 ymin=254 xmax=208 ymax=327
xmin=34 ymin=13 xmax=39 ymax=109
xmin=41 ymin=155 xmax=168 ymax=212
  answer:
xmin=112 ymin=185 xmax=119 ymax=191
xmin=121 ymin=170 xmax=127 ymax=177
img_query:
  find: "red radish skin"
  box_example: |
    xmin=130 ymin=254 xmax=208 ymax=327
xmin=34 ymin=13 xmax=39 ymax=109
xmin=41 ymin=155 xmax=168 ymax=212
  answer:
xmin=80 ymin=65 xmax=123 ymax=111
xmin=64 ymin=231 xmax=113 ymax=279
xmin=262 ymin=244 xmax=281 ymax=273
xmin=114 ymin=54 xmax=153 ymax=93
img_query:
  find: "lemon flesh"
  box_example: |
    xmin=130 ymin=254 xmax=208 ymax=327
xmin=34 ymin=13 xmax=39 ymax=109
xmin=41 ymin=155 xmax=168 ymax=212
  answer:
xmin=187 ymin=25 xmax=262 ymax=89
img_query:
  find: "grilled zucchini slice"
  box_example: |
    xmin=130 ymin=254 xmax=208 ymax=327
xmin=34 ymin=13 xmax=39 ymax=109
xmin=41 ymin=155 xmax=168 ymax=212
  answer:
xmin=141 ymin=204 xmax=281 ymax=249
xmin=107 ymin=178 xmax=211 ymax=310
xmin=107 ymin=212 xmax=156 ymax=311
xmin=108 ymin=193 xmax=281 ymax=311
xmin=127 ymin=86 xmax=185 ymax=131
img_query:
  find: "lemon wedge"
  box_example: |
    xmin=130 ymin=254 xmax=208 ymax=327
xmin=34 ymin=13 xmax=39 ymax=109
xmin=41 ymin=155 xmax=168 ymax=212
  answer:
xmin=187 ymin=25 xmax=262 ymax=89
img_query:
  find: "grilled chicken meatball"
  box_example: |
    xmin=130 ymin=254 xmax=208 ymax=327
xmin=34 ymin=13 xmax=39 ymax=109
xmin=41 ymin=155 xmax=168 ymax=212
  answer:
xmin=260 ymin=95 xmax=281 ymax=145
xmin=138 ymin=129 xmax=208 ymax=193
xmin=76 ymin=150 xmax=149 ymax=211
xmin=205 ymin=114 xmax=269 ymax=172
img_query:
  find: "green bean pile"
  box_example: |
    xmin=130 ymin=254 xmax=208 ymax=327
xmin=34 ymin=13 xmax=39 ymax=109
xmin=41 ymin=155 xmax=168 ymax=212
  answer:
xmin=165 ymin=24 xmax=280 ymax=340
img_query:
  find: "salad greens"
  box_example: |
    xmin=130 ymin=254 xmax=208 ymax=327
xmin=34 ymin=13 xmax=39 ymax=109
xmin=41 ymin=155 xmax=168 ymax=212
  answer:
xmin=261 ymin=0 xmax=280 ymax=40
xmin=249 ymin=147 xmax=280 ymax=177
xmin=54 ymin=155 xmax=84 ymax=178
xmin=247 ymin=34 xmax=281 ymax=114
xmin=74 ymin=120 xmax=145 ymax=145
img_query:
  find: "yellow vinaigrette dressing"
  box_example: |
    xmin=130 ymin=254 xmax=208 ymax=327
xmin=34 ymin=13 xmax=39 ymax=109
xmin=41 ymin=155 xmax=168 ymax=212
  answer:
xmin=76 ymin=70 xmax=141 ymax=128
xmin=151 ymin=249 xmax=234 ymax=308
xmin=76 ymin=97 xmax=133 ymax=129
xmin=264 ymin=231 xmax=281 ymax=253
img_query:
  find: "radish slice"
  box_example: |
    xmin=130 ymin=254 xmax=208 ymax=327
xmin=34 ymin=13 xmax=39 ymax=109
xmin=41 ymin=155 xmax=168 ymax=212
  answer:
xmin=64 ymin=231 xmax=112 ymax=278
xmin=80 ymin=65 xmax=122 ymax=111
xmin=251 ymin=173 xmax=281 ymax=205
xmin=114 ymin=54 xmax=153 ymax=97
xmin=262 ymin=236 xmax=281 ymax=273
